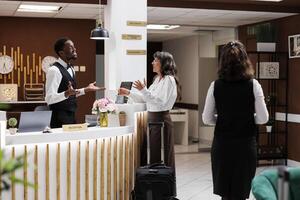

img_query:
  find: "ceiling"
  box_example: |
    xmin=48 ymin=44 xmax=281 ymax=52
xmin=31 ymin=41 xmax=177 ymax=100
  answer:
xmin=147 ymin=7 xmax=296 ymax=41
xmin=0 ymin=1 xmax=103 ymax=19
xmin=148 ymin=0 xmax=300 ymax=12
xmin=0 ymin=0 xmax=298 ymax=41
xmin=149 ymin=0 xmax=300 ymax=6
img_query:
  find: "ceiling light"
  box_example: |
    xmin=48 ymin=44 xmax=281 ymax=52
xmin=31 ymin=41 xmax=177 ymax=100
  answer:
xmin=251 ymin=0 xmax=283 ymax=2
xmin=90 ymin=0 xmax=109 ymax=40
xmin=147 ymin=24 xmax=180 ymax=30
xmin=18 ymin=4 xmax=61 ymax=13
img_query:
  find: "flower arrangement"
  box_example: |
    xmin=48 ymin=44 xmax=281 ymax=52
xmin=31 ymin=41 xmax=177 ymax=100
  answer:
xmin=92 ymin=97 xmax=117 ymax=114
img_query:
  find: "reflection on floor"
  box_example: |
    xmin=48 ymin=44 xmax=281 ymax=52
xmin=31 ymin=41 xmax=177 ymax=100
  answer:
xmin=174 ymin=144 xmax=280 ymax=200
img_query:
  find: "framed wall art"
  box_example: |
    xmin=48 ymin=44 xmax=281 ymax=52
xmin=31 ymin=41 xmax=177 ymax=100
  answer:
xmin=288 ymin=34 xmax=300 ymax=58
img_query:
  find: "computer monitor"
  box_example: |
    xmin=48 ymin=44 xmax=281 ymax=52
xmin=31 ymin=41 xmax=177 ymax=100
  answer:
xmin=18 ymin=111 xmax=52 ymax=133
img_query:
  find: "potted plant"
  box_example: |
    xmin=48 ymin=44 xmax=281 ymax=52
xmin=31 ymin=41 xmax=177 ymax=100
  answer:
xmin=265 ymin=93 xmax=276 ymax=106
xmin=8 ymin=117 xmax=18 ymax=135
xmin=255 ymin=22 xmax=277 ymax=52
xmin=119 ymin=111 xmax=126 ymax=126
xmin=265 ymin=119 xmax=275 ymax=133
xmin=0 ymin=150 xmax=35 ymax=194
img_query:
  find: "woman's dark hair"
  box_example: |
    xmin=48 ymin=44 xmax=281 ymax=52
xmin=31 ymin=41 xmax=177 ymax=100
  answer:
xmin=153 ymin=51 xmax=181 ymax=101
xmin=54 ymin=37 xmax=70 ymax=56
xmin=218 ymin=41 xmax=254 ymax=81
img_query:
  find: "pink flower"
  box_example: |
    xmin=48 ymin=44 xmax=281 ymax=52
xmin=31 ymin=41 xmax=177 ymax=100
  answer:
xmin=91 ymin=98 xmax=116 ymax=114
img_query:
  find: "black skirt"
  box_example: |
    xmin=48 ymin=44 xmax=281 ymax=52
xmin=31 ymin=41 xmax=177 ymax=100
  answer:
xmin=211 ymin=136 xmax=257 ymax=199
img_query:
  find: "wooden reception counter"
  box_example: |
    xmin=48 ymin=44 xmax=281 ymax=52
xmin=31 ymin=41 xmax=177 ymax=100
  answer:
xmin=0 ymin=104 xmax=147 ymax=200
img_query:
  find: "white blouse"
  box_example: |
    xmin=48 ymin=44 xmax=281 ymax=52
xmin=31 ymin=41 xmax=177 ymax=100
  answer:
xmin=45 ymin=58 xmax=85 ymax=105
xmin=129 ymin=75 xmax=177 ymax=112
xmin=202 ymin=79 xmax=269 ymax=125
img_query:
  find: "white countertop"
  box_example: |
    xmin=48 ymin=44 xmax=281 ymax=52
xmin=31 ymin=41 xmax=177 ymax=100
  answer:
xmin=5 ymin=126 xmax=134 ymax=146
xmin=0 ymin=101 xmax=46 ymax=104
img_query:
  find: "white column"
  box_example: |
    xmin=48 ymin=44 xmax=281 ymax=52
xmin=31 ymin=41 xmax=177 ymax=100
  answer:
xmin=104 ymin=0 xmax=147 ymax=90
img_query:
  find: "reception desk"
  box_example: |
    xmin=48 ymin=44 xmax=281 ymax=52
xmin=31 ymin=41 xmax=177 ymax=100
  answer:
xmin=0 ymin=104 xmax=147 ymax=200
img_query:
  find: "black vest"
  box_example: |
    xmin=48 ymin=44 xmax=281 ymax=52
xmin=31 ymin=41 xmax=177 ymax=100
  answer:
xmin=214 ymin=79 xmax=256 ymax=138
xmin=49 ymin=62 xmax=77 ymax=112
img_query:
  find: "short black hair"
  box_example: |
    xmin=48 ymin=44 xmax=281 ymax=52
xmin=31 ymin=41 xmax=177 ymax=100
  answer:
xmin=54 ymin=37 xmax=70 ymax=56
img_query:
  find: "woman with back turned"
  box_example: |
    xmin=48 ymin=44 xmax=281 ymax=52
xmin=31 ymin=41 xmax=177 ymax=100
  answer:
xmin=202 ymin=41 xmax=269 ymax=200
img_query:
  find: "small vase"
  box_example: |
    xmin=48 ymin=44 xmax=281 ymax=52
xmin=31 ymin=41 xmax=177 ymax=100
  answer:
xmin=99 ymin=112 xmax=108 ymax=127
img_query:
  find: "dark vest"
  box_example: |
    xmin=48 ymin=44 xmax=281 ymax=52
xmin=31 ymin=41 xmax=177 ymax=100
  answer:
xmin=49 ymin=62 xmax=77 ymax=112
xmin=214 ymin=79 xmax=256 ymax=138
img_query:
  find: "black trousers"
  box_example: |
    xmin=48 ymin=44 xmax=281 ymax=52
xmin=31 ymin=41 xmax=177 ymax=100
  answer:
xmin=141 ymin=111 xmax=175 ymax=171
xmin=50 ymin=109 xmax=76 ymax=128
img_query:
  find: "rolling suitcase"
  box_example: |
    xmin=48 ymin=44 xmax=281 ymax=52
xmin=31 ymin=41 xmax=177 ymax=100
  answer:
xmin=132 ymin=122 xmax=177 ymax=200
xmin=278 ymin=167 xmax=289 ymax=200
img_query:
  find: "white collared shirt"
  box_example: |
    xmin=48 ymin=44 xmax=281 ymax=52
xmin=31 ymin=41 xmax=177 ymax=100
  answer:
xmin=129 ymin=75 xmax=177 ymax=112
xmin=45 ymin=58 xmax=85 ymax=105
xmin=202 ymin=79 xmax=269 ymax=125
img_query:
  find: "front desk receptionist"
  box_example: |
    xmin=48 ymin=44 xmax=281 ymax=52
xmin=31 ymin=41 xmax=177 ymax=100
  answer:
xmin=45 ymin=37 xmax=105 ymax=128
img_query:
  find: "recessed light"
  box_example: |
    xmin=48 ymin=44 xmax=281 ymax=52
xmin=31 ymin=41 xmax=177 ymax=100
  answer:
xmin=17 ymin=4 xmax=61 ymax=13
xmin=147 ymin=24 xmax=180 ymax=30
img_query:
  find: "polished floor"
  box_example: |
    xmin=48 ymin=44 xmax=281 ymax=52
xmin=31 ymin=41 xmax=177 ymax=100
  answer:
xmin=174 ymin=144 xmax=278 ymax=200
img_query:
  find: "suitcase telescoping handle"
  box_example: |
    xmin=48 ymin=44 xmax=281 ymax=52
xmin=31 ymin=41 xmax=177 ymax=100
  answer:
xmin=278 ymin=167 xmax=289 ymax=200
xmin=147 ymin=122 xmax=165 ymax=165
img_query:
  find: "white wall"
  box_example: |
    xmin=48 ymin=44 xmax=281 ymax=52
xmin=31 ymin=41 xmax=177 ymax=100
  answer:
xmin=163 ymin=35 xmax=199 ymax=139
xmin=162 ymin=28 xmax=237 ymax=142
xmin=198 ymin=28 xmax=237 ymax=143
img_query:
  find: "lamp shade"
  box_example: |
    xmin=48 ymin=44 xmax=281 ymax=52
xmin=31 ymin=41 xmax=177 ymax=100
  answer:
xmin=90 ymin=25 xmax=109 ymax=40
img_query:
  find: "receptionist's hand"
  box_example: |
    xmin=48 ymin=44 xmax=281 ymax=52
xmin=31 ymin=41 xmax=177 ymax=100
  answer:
xmin=65 ymin=81 xmax=78 ymax=98
xmin=118 ymin=88 xmax=130 ymax=96
xmin=133 ymin=80 xmax=145 ymax=91
xmin=85 ymin=82 xmax=106 ymax=93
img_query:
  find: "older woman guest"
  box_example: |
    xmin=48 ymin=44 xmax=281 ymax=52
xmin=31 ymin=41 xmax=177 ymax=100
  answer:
xmin=202 ymin=41 xmax=269 ymax=200
xmin=118 ymin=51 xmax=179 ymax=171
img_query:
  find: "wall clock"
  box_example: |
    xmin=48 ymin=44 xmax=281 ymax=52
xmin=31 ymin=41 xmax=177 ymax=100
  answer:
xmin=0 ymin=55 xmax=14 ymax=74
xmin=42 ymin=56 xmax=57 ymax=73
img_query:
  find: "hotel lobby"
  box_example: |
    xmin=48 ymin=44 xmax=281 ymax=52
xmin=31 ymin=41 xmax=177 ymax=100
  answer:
xmin=0 ymin=0 xmax=300 ymax=199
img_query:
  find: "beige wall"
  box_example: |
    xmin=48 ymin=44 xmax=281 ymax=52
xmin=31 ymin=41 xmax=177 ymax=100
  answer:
xmin=163 ymin=35 xmax=199 ymax=139
xmin=162 ymin=28 xmax=236 ymax=141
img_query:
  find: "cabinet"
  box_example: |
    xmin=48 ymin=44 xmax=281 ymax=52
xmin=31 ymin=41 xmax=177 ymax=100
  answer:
xmin=248 ymin=51 xmax=288 ymax=164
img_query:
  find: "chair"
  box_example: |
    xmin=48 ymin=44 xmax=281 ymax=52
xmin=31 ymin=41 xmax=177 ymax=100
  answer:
xmin=34 ymin=105 xmax=50 ymax=111
xmin=251 ymin=167 xmax=300 ymax=200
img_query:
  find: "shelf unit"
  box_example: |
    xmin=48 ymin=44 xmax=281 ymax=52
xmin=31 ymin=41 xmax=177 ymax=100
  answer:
xmin=248 ymin=51 xmax=289 ymax=165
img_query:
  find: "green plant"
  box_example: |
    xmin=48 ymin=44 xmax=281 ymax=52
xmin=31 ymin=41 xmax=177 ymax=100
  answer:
xmin=266 ymin=119 xmax=275 ymax=126
xmin=0 ymin=150 xmax=35 ymax=192
xmin=255 ymin=22 xmax=277 ymax=43
xmin=8 ymin=118 xmax=17 ymax=128
xmin=265 ymin=93 xmax=276 ymax=105
xmin=0 ymin=104 xmax=10 ymax=110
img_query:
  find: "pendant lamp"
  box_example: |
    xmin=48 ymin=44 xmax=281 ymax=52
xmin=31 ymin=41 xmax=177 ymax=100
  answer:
xmin=90 ymin=1 xmax=109 ymax=40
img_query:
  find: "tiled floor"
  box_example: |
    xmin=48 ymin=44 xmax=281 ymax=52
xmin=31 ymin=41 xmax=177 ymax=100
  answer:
xmin=174 ymin=144 xmax=279 ymax=200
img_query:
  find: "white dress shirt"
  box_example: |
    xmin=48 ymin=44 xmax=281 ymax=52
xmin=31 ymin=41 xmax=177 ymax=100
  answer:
xmin=45 ymin=58 xmax=85 ymax=105
xmin=129 ymin=75 xmax=177 ymax=112
xmin=202 ymin=79 xmax=269 ymax=125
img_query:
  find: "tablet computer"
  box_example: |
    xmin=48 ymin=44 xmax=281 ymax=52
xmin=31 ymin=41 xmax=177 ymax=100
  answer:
xmin=116 ymin=81 xmax=133 ymax=104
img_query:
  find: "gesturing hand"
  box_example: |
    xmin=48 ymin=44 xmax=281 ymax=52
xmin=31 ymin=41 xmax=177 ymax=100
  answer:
xmin=133 ymin=79 xmax=146 ymax=91
xmin=65 ymin=81 xmax=78 ymax=98
xmin=85 ymin=82 xmax=106 ymax=93
xmin=118 ymin=88 xmax=130 ymax=96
